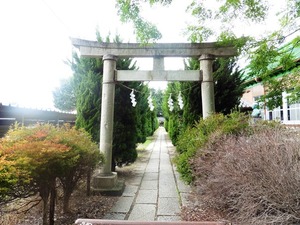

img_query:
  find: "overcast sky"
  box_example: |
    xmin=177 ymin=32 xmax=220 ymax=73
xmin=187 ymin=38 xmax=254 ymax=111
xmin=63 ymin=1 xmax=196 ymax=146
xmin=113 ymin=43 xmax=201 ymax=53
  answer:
xmin=0 ymin=0 xmax=192 ymax=110
xmin=0 ymin=0 xmax=285 ymax=110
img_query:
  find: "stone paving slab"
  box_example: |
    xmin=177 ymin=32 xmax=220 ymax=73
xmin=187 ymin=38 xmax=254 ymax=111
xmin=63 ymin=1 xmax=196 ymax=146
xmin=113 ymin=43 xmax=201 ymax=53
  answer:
xmin=158 ymin=186 xmax=178 ymax=198
xmin=140 ymin=180 xmax=158 ymax=190
xmin=125 ymin=176 xmax=143 ymax=186
xmin=111 ymin=197 xmax=134 ymax=213
xmin=145 ymin=166 xmax=159 ymax=173
xmin=143 ymin=172 xmax=158 ymax=181
xmin=136 ymin=190 xmax=158 ymax=204
xmin=122 ymin=185 xmax=139 ymax=197
xmin=159 ymin=177 xmax=178 ymax=198
xmin=128 ymin=204 xmax=156 ymax=221
xmin=157 ymin=197 xmax=181 ymax=216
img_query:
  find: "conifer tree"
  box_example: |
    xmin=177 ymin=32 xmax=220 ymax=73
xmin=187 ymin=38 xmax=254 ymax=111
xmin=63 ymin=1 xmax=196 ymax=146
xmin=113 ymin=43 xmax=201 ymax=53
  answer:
xmin=163 ymin=57 xmax=245 ymax=144
xmin=55 ymin=35 xmax=158 ymax=168
xmin=181 ymin=57 xmax=245 ymax=128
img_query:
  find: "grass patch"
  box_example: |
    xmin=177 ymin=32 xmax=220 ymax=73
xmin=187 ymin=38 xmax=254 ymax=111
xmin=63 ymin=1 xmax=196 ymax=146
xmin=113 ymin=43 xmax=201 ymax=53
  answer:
xmin=136 ymin=136 xmax=154 ymax=151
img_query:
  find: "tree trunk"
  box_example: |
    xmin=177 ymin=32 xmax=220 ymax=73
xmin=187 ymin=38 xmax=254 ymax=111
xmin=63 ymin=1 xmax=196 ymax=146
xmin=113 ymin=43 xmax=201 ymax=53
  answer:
xmin=63 ymin=190 xmax=71 ymax=213
xmin=42 ymin=198 xmax=48 ymax=225
xmin=49 ymin=182 xmax=56 ymax=225
xmin=40 ymin=187 xmax=50 ymax=225
xmin=86 ymin=169 xmax=91 ymax=196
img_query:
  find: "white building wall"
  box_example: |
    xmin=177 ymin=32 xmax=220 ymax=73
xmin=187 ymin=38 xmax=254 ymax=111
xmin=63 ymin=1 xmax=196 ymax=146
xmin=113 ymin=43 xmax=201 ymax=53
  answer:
xmin=242 ymin=86 xmax=300 ymax=125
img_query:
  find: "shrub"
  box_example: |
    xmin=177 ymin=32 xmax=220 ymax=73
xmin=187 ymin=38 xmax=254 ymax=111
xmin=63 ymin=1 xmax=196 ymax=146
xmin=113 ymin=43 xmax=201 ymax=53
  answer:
xmin=191 ymin=124 xmax=300 ymax=224
xmin=175 ymin=112 xmax=249 ymax=183
xmin=0 ymin=123 xmax=103 ymax=224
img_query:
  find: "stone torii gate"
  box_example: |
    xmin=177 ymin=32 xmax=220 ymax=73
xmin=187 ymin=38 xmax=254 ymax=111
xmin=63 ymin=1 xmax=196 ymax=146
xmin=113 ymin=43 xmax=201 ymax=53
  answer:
xmin=71 ymin=38 xmax=237 ymax=193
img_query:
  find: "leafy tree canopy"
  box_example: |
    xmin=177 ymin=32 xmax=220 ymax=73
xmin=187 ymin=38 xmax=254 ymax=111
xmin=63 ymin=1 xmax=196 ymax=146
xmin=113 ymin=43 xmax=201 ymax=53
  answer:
xmin=116 ymin=0 xmax=299 ymax=43
xmin=116 ymin=0 xmax=300 ymax=108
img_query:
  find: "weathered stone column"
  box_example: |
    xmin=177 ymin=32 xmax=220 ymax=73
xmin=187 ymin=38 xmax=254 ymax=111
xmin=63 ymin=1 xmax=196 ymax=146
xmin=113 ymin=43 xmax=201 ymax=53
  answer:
xmin=100 ymin=54 xmax=117 ymax=175
xmin=92 ymin=54 xmax=124 ymax=195
xmin=199 ymin=54 xmax=215 ymax=118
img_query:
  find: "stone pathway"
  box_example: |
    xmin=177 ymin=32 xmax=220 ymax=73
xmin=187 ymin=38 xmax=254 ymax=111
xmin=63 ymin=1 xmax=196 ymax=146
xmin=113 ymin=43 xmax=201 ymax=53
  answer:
xmin=103 ymin=127 xmax=191 ymax=221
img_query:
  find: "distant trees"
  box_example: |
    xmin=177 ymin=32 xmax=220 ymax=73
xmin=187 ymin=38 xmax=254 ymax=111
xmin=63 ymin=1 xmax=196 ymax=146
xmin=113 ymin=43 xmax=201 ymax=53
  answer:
xmin=53 ymin=78 xmax=76 ymax=112
xmin=152 ymin=88 xmax=164 ymax=117
xmin=0 ymin=124 xmax=103 ymax=225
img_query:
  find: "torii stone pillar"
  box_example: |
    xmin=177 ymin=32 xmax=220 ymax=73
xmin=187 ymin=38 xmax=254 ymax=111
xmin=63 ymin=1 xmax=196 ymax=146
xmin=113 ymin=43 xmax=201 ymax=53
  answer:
xmin=100 ymin=54 xmax=116 ymax=175
xmin=200 ymin=54 xmax=215 ymax=118
xmin=92 ymin=54 xmax=121 ymax=193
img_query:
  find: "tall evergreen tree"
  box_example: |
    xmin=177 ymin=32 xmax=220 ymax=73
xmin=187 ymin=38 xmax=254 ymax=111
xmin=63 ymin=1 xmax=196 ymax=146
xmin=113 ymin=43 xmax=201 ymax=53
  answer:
xmin=135 ymin=86 xmax=158 ymax=143
xmin=162 ymin=82 xmax=183 ymax=144
xmin=182 ymin=57 xmax=245 ymax=128
xmin=163 ymin=57 xmax=245 ymax=144
xmin=54 ymin=35 xmax=158 ymax=168
xmin=71 ymin=53 xmax=140 ymax=168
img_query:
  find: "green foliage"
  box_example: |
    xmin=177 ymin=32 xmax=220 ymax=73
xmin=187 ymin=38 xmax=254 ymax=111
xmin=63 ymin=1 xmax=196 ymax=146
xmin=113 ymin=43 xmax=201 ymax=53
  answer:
xmin=116 ymin=0 xmax=162 ymax=43
xmin=67 ymin=34 xmax=157 ymax=167
xmin=71 ymin=53 xmax=141 ymax=166
xmin=75 ymin=69 xmax=102 ymax=142
xmin=181 ymin=57 xmax=245 ymax=129
xmin=162 ymin=57 xmax=244 ymax=147
xmin=248 ymin=40 xmax=280 ymax=78
xmin=162 ymin=82 xmax=183 ymax=144
xmin=175 ymin=113 xmax=250 ymax=183
xmin=152 ymin=88 xmax=164 ymax=116
xmin=213 ymin=58 xmax=246 ymax=114
xmin=219 ymin=0 xmax=268 ymax=22
xmin=113 ymin=81 xmax=138 ymax=166
xmin=53 ymin=78 xmax=76 ymax=112
xmin=115 ymin=0 xmax=300 ymax=106
xmin=248 ymin=39 xmax=300 ymax=109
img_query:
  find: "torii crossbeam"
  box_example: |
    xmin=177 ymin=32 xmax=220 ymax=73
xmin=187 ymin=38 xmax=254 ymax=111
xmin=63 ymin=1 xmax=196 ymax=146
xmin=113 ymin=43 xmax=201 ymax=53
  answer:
xmin=71 ymin=38 xmax=237 ymax=194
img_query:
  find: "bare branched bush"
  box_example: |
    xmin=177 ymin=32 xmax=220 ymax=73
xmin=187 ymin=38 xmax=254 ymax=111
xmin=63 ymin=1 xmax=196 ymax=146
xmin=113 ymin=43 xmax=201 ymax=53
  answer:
xmin=191 ymin=125 xmax=300 ymax=224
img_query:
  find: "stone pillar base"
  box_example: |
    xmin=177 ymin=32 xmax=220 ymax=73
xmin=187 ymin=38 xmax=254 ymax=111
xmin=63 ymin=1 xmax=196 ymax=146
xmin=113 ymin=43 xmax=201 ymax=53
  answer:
xmin=91 ymin=172 xmax=125 ymax=196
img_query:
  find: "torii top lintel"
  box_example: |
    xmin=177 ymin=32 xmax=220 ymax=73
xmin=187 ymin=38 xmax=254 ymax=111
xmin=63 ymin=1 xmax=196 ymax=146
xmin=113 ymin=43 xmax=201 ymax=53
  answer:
xmin=71 ymin=38 xmax=237 ymax=58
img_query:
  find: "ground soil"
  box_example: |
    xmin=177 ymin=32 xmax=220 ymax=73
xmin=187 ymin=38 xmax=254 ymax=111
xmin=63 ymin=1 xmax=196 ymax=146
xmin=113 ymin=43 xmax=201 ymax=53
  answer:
xmin=180 ymin=189 xmax=228 ymax=223
xmin=0 ymin=181 xmax=119 ymax=225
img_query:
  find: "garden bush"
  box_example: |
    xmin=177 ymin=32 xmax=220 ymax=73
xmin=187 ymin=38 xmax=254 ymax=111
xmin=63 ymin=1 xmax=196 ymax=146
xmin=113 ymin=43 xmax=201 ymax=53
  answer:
xmin=191 ymin=123 xmax=300 ymax=224
xmin=175 ymin=112 xmax=249 ymax=183
xmin=0 ymin=123 xmax=103 ymax=225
